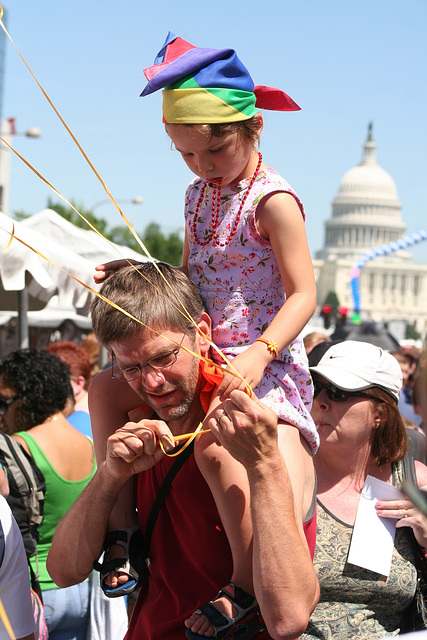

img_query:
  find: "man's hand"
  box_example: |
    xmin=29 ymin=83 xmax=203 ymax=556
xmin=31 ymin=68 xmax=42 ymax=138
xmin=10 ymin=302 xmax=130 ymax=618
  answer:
xmin=209 ymin=389 xmax=279 ymax=467
xmin=105 ymin=418 xmax=175 ymax=479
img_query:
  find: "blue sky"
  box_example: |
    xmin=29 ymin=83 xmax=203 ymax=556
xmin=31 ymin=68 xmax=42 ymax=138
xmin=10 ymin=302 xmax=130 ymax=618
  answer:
xmin=1 ymin=0 xmax=426 ymax=263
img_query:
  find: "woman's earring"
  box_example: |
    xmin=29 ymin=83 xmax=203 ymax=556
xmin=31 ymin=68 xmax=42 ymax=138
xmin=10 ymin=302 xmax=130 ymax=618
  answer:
xmin=374 ymin=419 xmax=381 ymax=429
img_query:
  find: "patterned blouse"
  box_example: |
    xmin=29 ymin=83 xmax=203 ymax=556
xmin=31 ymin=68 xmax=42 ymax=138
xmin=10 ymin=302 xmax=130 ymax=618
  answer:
xmin=301 ymin=461 xmax=418 ymax=639
xmin=184 ymin=166 xmax=319 ymax=453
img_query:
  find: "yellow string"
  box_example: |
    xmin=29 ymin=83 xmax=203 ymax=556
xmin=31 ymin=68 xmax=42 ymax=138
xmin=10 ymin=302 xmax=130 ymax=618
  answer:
xmin=159 ymin=422 xmax=206 ymax=457
xmin=0 ymin=11 xmax=255 ymax=631
xmin=0 ymin=598 xmax=16 ymax=640
xmin=0 ymin=220 xmax=251 ymax=395
xmin=0 ymin=132 xmax=251 ymax=395
xmin=0 ymin=7 xmax=251 ymax=397
xmin=0 ymin=2 xmax=253 ymax=465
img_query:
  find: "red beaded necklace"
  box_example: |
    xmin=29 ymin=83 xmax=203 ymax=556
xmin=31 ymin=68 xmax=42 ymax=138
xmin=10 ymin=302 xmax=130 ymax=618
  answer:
xmin=190 ymin=152 xmax=263 ymax=248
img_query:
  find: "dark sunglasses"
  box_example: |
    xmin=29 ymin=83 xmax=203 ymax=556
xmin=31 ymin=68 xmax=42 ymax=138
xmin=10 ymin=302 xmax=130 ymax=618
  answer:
xmin=313 ymin=380 xmax=378 ymax=403
xmin=0 ymin=395 xmax=19 ymax=416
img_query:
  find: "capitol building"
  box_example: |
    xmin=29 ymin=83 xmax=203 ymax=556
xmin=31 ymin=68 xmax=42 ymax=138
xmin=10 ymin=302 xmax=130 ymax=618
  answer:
xmin=312 ymin=126 xmax=427 ymax=338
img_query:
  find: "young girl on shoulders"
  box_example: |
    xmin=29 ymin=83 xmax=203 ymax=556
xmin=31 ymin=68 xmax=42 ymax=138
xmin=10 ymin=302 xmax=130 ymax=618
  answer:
xmin=95 ymin=33 xmax=319 ymax=640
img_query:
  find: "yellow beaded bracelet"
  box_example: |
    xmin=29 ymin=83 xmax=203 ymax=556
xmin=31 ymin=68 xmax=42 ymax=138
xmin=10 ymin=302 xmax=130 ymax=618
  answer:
xmin=254 ymin=338 xmax=279 ymax=359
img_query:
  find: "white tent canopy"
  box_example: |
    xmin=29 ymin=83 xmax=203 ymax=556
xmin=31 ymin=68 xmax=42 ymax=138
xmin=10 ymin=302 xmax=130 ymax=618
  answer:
xmin=21 ymin=208 xmax=147 ymax=266
xmin=0 ymin=210 xmax=96 ymax=311
xmin=0 ymin=209 xmax=148 ymax=348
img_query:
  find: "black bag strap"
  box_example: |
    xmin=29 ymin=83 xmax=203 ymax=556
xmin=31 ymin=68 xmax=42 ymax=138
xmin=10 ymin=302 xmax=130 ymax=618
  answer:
xmin=401 ymin=457 xmax=427 ymax=571
xmin=29 ymin=561 xmax=44 ymax=602
xmin=403 ymin=456 xmax=418 ymax=486
xmin=145 ymin=441 xmax=194 ymax=550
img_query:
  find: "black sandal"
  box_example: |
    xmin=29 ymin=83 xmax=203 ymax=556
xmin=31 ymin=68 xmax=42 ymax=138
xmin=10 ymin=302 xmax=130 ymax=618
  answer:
xmin=94 ymin=525 xmax=149 ymax=598
xmin=185 ymin=582 xmax=266 ymax=640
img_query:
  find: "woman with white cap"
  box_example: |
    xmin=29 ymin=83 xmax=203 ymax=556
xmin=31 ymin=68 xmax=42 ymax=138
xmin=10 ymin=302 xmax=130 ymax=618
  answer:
xmin=301 ymin=340 xmax=427 ymax=639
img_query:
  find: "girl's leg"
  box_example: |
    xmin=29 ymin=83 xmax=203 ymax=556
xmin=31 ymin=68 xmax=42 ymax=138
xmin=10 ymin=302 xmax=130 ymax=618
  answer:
xmin=89 ymin=371 xmax=143 ymax=588
xmin=185 ymin=423 xmax=254 ymax=637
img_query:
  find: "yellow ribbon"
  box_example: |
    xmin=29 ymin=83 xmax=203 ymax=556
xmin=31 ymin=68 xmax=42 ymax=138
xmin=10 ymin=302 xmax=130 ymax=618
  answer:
xmin=0 ymin=10 xmax=258 ymax=634
xmin=0 ymin=597 xmax=15 ymax=640
xmin=0 ymin=14 xmax=253 ymax=418
xmin=0 ymin=11 xmax=250 ymax=397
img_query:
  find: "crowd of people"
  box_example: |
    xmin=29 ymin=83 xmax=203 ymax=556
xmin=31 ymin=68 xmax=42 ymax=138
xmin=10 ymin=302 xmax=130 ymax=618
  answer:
xmin=0 ymin=30 xmax=426 ymax=640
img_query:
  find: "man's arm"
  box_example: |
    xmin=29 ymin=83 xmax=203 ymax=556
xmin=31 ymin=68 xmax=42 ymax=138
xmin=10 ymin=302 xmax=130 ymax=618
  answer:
xmin=47 ymin=418 xmax=171 ymax=587
xmin=210 ymin=391 xmax=319 ymax=640
xmin=247 ymin=430 xmax=319 ymax=640
xmin=47 ymin=461 xmax=125 ymax=586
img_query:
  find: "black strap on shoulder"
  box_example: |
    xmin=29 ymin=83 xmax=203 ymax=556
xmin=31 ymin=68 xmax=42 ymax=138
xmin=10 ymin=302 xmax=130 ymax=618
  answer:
xmin=402 ymin=456 xmax=427 ymax=517
xmin=402 ymin=456 xmax=417 ymax=485
xmin=145 ymin=441 xmax=194 ymax=550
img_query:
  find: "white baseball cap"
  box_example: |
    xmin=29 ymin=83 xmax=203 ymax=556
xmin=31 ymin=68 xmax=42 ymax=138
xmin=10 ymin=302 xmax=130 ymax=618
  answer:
xmin=308 ymin=340 xmax=403 ymax=402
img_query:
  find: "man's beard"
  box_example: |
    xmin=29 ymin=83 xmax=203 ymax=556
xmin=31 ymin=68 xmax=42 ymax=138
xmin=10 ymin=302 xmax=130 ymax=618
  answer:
xmin=140 ymin=355 xmax=202 ymax=424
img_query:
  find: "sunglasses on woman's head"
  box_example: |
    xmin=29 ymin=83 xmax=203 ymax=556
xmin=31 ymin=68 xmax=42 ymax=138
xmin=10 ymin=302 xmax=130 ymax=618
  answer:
xmin=312 ymin=380 xmax=377 ymax=403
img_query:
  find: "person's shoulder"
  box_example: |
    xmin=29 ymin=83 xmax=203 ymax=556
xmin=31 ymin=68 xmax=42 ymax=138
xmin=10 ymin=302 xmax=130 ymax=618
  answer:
xmin=257 ymin=168 xmax=305 ymax=220
xmin=67 ymin=411 xmax=92 ymax=438
xmin=262 ymin=166 xmax=296 ymax=192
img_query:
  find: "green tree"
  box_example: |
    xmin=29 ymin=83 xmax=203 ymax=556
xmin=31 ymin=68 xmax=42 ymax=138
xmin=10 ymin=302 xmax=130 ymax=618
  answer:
xmin=142 ymin=223 xmax=183 ymax=265
xmin=323 ymin=291 xmax=340 ymax=314
xmin=108 ymin=225 xmax=140 ymax=250
xmin=405 ymin=321 xmax=421 ymax=341
xmin=46 ymin=199 xmax=183 ymax=265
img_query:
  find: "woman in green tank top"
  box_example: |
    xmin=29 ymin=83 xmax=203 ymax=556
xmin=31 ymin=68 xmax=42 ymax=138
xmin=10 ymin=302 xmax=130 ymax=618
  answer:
xmin=0 ymin=348 xmax=96 ymax=640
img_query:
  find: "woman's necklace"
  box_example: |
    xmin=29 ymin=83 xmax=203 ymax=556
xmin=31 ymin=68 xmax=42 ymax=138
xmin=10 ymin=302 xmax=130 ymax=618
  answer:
xmin=190 ymin=152 xmax=262 ymax=248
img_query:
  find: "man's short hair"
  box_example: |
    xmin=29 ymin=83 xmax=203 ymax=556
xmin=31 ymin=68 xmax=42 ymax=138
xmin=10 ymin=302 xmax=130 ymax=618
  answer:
xmin=91 ymin=262 xmax=206 ymax=348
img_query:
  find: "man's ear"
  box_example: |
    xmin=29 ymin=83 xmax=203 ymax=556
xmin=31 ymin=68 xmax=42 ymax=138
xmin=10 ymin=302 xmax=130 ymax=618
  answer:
xmin=196 ymin=312 xmax=212 ymax=355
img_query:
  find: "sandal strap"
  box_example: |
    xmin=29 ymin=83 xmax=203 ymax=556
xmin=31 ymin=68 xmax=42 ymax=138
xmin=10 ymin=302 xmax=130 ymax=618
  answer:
xmin=195 ymin=603 xmax=230 ymax=629
xmin=94 ymin=526 xmax=149 ymax=598
xmin=103 ymin=524 xmax=141 ymax=554
xmin=96 ymin=557 xmax=139 ymax=582
xmin=186 ymin=583 xmax=264 ymax=640
xmin=218 ymin=583 xmax=256 ymax=612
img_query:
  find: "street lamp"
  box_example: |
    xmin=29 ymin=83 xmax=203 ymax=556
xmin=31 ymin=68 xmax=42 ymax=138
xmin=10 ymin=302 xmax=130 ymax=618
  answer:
xmin=24 ymin=127 xmax=42 ymax=138
xmin=90 ymin=196 xmax=143 ymax=212
xmin=0 ymin=118 xmax=42 ymax=211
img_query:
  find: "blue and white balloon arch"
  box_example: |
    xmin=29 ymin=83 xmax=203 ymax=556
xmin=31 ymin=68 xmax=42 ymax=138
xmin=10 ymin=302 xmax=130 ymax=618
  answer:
xmin=349 ymin=230 xmax=427 ymax=323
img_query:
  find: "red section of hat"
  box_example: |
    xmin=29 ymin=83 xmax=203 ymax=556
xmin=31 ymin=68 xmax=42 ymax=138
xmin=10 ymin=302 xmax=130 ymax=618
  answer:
xmin=164 ymin=36 xmax=195 ymax=62
xmin=254 ymin=85 xmax=301 ymax=111
xmin=144 ymin=37 xmax=196 ymax=81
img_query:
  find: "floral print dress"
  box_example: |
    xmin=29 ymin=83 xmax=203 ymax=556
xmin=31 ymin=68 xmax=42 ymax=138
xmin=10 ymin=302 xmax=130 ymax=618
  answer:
xmin=185 ymin=166 xmax=319 ymax=454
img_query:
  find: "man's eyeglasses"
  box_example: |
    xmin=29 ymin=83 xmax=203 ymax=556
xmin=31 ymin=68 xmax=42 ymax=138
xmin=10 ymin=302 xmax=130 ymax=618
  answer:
xmin=313 ymin=380 xmax=378 ymax=403
xmin=112 ymin=333 xmax=187 ymax=383
xmin=0 ymin=395 xmax=19 ymax=416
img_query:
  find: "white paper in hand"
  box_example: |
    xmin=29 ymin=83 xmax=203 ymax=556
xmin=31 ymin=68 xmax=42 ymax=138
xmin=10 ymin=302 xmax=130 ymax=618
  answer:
xmin=347 ymin=475 xmax=403 ymax=576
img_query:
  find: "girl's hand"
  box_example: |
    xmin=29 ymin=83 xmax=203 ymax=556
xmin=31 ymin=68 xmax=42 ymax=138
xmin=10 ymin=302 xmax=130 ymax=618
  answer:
xmin=217 ymin=343 xmax=271 ymax=400
xmin=94 ymin=258 xmax=140 ymax=284
xmin=376 ymin=496 xmax=427 ymax=548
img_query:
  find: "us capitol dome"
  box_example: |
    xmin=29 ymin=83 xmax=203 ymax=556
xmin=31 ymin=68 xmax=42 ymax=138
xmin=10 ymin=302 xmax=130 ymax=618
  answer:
xmin=313 ymin=124 xmax=427 ymax=337
xmin=316 ymin=123 xmax=409 ymax=262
